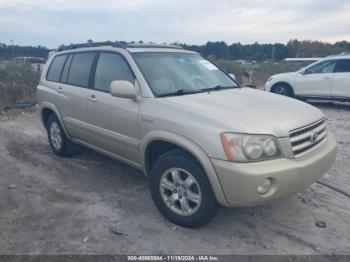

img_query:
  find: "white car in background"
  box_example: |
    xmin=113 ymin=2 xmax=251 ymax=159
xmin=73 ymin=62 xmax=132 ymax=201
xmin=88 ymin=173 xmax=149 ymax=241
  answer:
xmin=13 ymin=56 xmax=46 ymax=72
xmin=265 ymin=53 xmax=350 ymax=102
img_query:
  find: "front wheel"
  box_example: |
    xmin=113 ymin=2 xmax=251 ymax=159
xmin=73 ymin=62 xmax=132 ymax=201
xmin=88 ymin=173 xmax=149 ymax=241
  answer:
xmin=150 ymin=149 xmax=219 ymax=228
xmin=272 ymin=83 xmax=293 ymax=97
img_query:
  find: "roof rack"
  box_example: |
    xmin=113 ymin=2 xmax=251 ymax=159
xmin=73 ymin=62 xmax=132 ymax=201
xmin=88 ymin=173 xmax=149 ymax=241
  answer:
xmin=56 ymin=41 xmax=127 ymax=52
xmin=56 ymin=42 xmax=184 ymax=52
xmin=125 ymin=43 xmax=183 ymax=50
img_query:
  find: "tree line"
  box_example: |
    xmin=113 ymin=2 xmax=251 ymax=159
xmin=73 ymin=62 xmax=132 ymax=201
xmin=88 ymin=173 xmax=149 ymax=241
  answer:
xmin=181 ymin=39 xmax=350 ymax=61
xmin=1 ymin=39 xmax=350 ymax=61
xmin=0 ymin=44 xmax=49 ymax=60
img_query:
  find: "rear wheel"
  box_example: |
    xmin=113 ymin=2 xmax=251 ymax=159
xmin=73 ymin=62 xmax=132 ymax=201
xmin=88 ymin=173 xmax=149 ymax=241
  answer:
xmin=47 ymin=114 xmax=75 ymax=157
xmin=150 ymin=149 xmax=219 ymax=228
xmin=272 ymin=83 xmax=293 ymax=97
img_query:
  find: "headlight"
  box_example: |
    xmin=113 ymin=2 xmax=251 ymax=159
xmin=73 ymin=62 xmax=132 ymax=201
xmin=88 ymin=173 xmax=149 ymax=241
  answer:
xmin=220 ymin=133 xmax=282 ymax=162
xmin=267 ymin=76 xmax=273 ymax=82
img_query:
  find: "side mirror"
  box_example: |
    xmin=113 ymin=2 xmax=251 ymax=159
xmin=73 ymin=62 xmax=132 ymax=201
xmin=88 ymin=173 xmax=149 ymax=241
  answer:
xmin=300 ymin=69 xmax=307 ymax=75
xmin=110 ymin=80 xmax=137 ymax=100
xmin=229 ymin=73 xmax=236 ymax=80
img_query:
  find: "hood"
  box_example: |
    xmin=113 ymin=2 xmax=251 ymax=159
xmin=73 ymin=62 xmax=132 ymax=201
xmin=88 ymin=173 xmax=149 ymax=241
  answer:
xmin=272 ymin=71 xmax=298 ymax=79
xmin=164 ymin=88 xmax=324 ymax=137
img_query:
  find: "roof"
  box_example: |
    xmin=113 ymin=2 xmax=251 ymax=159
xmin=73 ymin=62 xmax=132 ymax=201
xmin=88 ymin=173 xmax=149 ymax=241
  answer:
xmin=284 ymin=53 xmax=350 ymax=62
xmin=283 ymin=58 xmax=321 ymax=62
xmin=326 ymin=52 xmax=350 ymax=58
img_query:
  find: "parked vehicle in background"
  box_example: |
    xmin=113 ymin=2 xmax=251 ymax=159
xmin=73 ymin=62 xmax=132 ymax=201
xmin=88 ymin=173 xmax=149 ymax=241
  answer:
xmin=37 ymin=42 xmax=336 ymax=227
xmin=13 ymin=56 xmax=46 ymax=72
xmin=265 ymin=53 xmax=350 ymax=102
xmin=0 ymin=59 xmax=10 ymax=69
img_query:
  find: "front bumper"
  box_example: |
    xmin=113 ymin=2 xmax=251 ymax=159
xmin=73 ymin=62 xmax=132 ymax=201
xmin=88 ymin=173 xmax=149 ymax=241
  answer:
xmin=264 ymin=81 xmax=273 ymax=92
xmin=212 ymin=132 xmax=337 ymax=207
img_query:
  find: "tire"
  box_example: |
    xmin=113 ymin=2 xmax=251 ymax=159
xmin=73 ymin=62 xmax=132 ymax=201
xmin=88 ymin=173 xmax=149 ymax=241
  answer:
xmin=272 ymin=83 xmax=293 ymax=97
xmin=150 ymin=149 xmax=219 ymax=228
xmin=47 ymin=114 xmax=75 ymax=157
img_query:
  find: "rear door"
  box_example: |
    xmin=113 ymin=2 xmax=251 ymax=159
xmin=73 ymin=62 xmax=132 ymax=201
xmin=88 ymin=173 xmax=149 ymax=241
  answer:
xmin=85 ymin=52 xmax=140 ymax=164
xmin=45 ymin=54 xmax=68 ymax=111
xmin=332 ymin=59 xmax=350 ymax=99
xmin=294 ymin=60 xmax=336 ymax=97
xmin=57 ymin=52 xmax=96 ymax=141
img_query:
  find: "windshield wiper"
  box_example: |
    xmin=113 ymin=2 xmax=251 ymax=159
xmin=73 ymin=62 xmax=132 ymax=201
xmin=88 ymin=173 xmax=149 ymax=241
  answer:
xmin=157 ymin=85 xmax=236 ymax=97
xmin=200 ymin=85 xmax=236 ymax=93
xmin=157 ymin=89 xmax=201 ymax=98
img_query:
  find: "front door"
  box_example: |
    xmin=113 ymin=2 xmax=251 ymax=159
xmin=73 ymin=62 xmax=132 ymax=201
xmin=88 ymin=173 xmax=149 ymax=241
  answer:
xmin=85 ymin=52 xmax=140 ymax=164
xmin=294 ymin=60 xmax=337 ymax=97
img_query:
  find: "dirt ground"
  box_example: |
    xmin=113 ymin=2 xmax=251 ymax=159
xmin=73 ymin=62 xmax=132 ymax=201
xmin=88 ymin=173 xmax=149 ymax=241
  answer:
xmin=0 ymin=102 xmax=349 ymax=255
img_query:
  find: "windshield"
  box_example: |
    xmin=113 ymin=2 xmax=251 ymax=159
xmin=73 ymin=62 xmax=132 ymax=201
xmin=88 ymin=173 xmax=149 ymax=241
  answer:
xmin=133 ymin=52 xmax=238 ymax=97
xmin=298 ymin=59 xmax=322 ymax=72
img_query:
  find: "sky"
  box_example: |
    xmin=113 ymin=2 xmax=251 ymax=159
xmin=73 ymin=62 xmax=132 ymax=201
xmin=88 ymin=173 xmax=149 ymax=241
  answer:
xmin=0 ymin=0 xmax=350 ymax=48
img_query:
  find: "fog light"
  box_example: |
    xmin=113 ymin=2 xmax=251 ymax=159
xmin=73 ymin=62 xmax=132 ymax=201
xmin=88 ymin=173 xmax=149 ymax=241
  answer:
xmin=258 ymin=178 xmax=272 ymax=195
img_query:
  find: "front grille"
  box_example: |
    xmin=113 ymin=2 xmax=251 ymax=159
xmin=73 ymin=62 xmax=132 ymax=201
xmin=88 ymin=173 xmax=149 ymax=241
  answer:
xmin=289 ymin=119 xmax=327 ymax=158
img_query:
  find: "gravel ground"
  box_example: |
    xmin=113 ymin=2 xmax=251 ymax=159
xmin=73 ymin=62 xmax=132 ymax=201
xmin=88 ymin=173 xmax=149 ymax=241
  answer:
xmin=0 ymin=102 xmax=349 ymax=255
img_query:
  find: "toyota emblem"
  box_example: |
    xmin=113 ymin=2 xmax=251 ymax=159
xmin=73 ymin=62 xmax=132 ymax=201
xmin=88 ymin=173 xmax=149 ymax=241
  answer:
xmin=310 ymin=131 xmax=319 ymax=143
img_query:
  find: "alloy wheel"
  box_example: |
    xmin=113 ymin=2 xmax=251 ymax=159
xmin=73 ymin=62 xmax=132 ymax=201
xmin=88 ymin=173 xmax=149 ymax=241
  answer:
xmin=159 ymin=167 xmax=202 ymax=216
xmin=50 ymin=122 xmax=63 ymax=150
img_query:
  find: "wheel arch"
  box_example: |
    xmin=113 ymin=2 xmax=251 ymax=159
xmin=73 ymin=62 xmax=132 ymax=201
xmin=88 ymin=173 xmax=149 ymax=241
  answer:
xmin=40 ymin=102 xmax=71 ymax=139
xmin=271 ymin=81 xmax=295 ymax=96
xmin=140 ymin=130 xmax=228 ymax=206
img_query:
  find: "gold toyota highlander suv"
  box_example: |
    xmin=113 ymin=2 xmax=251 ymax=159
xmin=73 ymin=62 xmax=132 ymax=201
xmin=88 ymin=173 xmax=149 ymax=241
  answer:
xmin=37 ymin=42 xmax=337 ymax=227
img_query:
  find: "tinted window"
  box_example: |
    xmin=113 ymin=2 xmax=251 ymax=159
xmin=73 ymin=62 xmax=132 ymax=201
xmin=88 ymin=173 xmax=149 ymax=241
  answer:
xmin=94 ymin=53 xmax=134 ymax=92
xmin=335 ymin=59 xmax=350 ymax=73
xmin=306 ymin=60 xmax=336 ymax=74
xmin=47 ymin=55 xmax=67 ymax=82
xmin=61 ymin=54 xmax=73 ymax=83
xmin=67 ymin=53 xmax=95 ymax=87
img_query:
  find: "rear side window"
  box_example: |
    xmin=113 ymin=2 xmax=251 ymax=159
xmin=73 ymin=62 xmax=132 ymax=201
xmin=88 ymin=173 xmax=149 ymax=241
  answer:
xmin=94 ymin=53 xmax=134 ymax=92
xmin=67 ymin=53 xmax=95 ymax=87
xmin=46 ymin=55 xmax=67 ymax=82
xmin=335 ymin=59 xmax=350 ymax=73
xmin=61 ymin=54 xmax=73 ymax=83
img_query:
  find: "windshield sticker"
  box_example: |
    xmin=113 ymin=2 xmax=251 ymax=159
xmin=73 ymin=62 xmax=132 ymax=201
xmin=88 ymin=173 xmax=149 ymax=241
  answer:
xmin=199 ymin=60 xmax=218 ymax=70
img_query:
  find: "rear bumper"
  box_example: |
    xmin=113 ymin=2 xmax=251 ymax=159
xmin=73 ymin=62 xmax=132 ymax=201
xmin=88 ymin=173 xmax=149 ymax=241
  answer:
xmin=212 ymin=132 xmax=337 ymax=207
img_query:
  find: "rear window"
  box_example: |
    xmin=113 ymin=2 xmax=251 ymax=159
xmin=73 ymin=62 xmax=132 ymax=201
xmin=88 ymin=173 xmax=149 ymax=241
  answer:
xmin=46 ymin=55 xmax=67 ymax=82
xmin=67 ymin=53 xmax=95 ymax=87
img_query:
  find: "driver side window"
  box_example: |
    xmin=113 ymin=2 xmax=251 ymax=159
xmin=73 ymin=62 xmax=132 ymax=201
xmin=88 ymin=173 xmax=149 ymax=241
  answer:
xmin=305 ymin=61 xmax=336 ymax=74
xmin=94 ymin=53 xmax=135 ymax=93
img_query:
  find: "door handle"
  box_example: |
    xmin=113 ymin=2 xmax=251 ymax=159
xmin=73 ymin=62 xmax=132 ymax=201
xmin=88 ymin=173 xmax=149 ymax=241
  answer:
xmin=88 ymin=95 xmax=97 ymax=102
xmin=323 ymin=76 xmax=331 ymax=80
xmin=57 ymin=87 xmax=63 ymax=94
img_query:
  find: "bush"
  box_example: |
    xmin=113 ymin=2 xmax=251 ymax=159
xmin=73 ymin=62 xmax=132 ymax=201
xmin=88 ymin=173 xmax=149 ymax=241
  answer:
xmin=0 ymin=63 xmax=40 ymax=107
